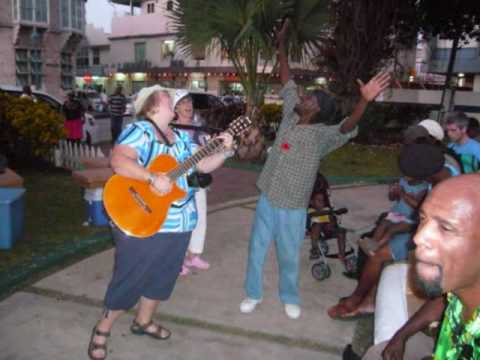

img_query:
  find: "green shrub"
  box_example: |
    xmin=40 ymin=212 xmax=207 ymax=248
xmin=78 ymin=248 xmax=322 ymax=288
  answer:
xmin=0 ymin=93 xmax=65 ymax=166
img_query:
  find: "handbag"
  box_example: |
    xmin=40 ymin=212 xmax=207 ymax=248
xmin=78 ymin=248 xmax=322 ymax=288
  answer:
xmin=187 ymin=172 xmax=213 ymax=188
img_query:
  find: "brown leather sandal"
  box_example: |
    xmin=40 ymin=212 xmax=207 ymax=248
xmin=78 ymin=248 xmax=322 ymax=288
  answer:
xmin=130 ymin=320 xmax=171 ymax=340
xmin=88 ymin=325 xmax=110 ymax=360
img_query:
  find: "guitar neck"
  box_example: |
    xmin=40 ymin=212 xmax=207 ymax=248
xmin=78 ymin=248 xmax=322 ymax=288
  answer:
xmin=167 ymin=128 xmax=233 ymax=181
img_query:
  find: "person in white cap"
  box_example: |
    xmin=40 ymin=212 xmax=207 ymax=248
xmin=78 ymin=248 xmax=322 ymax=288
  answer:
xmin=404 ymin=120 xmax=462 ymax=175
xmin=88 ymin=85 xmax=234 ymax=360
xmin=172 ymin=89 xmax=214 ymax=275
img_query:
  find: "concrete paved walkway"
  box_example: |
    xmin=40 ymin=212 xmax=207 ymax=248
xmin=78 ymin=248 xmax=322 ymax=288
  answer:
xmin=0 ymin=179 xmax=390 ymax=360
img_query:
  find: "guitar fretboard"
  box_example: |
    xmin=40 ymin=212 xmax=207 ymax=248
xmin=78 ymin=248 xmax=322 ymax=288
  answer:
xmin=165 ymin=115 xmax=250 ymax=181
xmin=166 ymin=137 xmax=226 ymax=181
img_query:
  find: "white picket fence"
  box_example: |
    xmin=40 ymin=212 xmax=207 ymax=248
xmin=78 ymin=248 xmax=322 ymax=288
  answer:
xmin=52 ymin=140 xmax=106 ymax=170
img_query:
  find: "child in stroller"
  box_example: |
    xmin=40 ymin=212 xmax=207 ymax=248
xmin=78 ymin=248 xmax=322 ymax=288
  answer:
xmin=307 ymin=174 xmax=356 ymax=280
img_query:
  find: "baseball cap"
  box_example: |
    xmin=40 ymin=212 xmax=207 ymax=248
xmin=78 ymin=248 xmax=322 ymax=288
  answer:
xmin=173 ymin=89 xmax=190 ymax=109
xmin=418 ymin=119 xmax=444 ymax=141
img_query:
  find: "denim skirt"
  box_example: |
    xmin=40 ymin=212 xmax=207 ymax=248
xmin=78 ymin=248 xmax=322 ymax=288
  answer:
xmin=104 ymin=225 xmax=191 ymax=310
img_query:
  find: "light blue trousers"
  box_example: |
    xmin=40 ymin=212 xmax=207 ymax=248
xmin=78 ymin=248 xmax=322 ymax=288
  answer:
xmin=244 ymin=193 xmax=307 ymax=305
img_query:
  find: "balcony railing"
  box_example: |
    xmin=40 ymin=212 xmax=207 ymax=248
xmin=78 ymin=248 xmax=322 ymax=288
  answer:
xmin=76 ymin=65 xmax=108 ymax=77
xmin=117 ymin=60 xmax=152 ymax=73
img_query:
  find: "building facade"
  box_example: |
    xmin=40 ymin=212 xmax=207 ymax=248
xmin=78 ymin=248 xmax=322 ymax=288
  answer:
xmin=76 ymin=24 xmax=111 ymax=92
xmin=0 ymin=0 xmax=87 ymax=98
xmin=79 ymin=0 xmax=317 ymax=96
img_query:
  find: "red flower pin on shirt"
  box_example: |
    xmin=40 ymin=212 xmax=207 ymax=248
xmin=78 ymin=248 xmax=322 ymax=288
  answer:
xmin=281 ymin=142 xmax=290 ymax=151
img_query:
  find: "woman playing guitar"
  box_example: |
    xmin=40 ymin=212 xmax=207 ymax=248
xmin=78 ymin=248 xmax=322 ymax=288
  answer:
xmin=88 ymin=85 xmax=233 ymax=360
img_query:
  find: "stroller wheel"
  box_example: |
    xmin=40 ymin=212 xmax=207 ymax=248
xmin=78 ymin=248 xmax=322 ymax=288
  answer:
xmin=311 ymin=261 xmax=331 ymax=281
xmin=319 ymin=240 xmax=329 ymax=256
xmin=344 ymin=254 xmax=358 ymax=274
xmin=309 ymin=246 xmax=321 ymax=260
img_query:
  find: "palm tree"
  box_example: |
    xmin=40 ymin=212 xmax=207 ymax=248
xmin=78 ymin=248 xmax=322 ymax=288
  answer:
xmin=169 ymin=0 xmax=329 ymax=117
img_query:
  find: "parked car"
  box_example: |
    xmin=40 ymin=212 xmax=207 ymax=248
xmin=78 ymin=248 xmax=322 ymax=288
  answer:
xmin=221 ymin=95 xmax=244 ymax=107
xmin=189 ymin=91 xmax=245 ymax=129
xmin=0 ymin=85 xmax=105 ymax=145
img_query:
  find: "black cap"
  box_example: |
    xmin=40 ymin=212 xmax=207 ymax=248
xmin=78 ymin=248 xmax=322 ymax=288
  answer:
xmin=398 ymin=143 xmax=445 ymax=180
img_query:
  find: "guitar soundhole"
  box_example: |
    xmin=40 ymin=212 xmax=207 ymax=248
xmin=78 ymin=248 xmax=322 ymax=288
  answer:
xmin=128 ymin=186 xmax=152 ymax=214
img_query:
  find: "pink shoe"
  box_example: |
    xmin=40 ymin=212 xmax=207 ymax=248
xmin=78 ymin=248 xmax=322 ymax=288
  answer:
xmin=184 ymin=255 xmax=210 ymax=270
xmin=180 ymin=265 xmax=190 ymax=276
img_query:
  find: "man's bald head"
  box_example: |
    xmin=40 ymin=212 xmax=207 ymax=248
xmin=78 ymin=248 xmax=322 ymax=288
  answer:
xmin=414 ymin=174 xmax=480 ymax=298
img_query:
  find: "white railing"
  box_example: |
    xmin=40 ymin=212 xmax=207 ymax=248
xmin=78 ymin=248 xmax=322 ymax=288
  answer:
xmin=52 ymin=140 xmax=106 ymax=170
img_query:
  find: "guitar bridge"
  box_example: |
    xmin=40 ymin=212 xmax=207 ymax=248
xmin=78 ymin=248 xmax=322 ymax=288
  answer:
xmin=128 ymin=186 xmax=152 ymax=214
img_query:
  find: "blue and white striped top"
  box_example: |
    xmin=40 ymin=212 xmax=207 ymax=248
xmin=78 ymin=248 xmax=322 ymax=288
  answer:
xmin=117 ymin=120 xmax=199 ymax=233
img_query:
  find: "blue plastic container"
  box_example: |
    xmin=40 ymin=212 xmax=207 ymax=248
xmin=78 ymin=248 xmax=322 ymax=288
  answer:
xmin=84 ymin=188 xmax=109 ymax=226
xmin=0 ymin=188 xmax=25 ymax=249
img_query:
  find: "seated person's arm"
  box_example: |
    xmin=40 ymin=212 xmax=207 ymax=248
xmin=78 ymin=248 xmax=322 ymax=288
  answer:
xmin=388 ymin=182 xmax=400 ymax=201
xmin=377 ymin=222 xmax=414 ymax=248
xmin=382 ymin=297 xmax=446 ymax=360
xmin=400 ymin=188 xmax=428 ymax=209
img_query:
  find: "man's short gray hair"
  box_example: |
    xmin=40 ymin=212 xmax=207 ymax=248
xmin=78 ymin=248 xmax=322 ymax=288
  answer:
xmin=444 ymin=111 xmax=470 ymax=129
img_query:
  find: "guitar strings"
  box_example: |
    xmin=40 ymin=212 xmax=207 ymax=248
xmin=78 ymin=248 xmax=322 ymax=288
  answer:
xmin=167 ymin=116 xmax=251 ymax=181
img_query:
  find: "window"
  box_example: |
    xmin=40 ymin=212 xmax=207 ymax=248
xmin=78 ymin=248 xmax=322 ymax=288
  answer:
xmin=76 ymin=46 xmax=89 ymax=69
xmin=17 ymin=0 xmax=48 ymax=23
xmin=134 ymin=42 xmax=146 ymax=63
xmin=16 ymin=48 xmax=43 ymax=89
xmin=191 ymin=80 xmax=206 ymax=92
xmin=61 ymin=52 xmax=73 ymax=90
xmin=60 ymin=0 xmax=84 ymax=30
xmin=35 ymin=0 xmax=47 ymax=22
xmin=13 ymin=0 xmax=19 ymax=20
xmin=147 ymin=3 xmax=155 ymax=13
xmin=30 ymin=49 xmax=42 ymax=88
xmin=161 ymin=40 xmax=175 ymax=58
xmin=20 ymin=0 xmax=33 ymax=21
xmin=92 ymin=48 xmax=100 ymax=65
xmin=166 ymin=1 xmax=173 ymax=11
xmin=60 ymin=0 xmax=69 ymax=27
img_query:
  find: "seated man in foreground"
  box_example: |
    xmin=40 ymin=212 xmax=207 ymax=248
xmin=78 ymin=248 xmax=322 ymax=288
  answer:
xmin=413 ymin=174 xmax=480 ymax=358
xmin=364 ymin=174 xmax=480 ymax=359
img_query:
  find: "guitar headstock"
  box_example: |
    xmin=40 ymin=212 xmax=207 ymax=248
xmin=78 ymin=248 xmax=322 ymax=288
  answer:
xmin=226 ymin=116 xmax=253 ymax=137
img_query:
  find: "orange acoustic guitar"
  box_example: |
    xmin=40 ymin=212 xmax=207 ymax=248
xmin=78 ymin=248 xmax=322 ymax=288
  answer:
xmin=103 ymin=116 xmax=252 ymax=238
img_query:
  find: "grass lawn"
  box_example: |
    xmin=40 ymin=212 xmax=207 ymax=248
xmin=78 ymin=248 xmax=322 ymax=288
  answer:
xmin=0 ymin=168 xmax=112 ymax=297
xmin=319 ymin=143 xmax=401 ymax=177
xmin=227 ymin=143 xmax=401 ymax=181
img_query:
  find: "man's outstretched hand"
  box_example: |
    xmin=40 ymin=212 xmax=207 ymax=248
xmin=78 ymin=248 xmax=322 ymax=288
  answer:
xmin=357 ymin=72 xmax=391 ymax=102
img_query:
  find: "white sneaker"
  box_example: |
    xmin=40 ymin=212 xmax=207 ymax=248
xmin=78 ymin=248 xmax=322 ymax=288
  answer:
xmin=284 ymin=304 xmax=301 ymax=319
xmin=240 ymin=298 xmax=262 ymax=313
